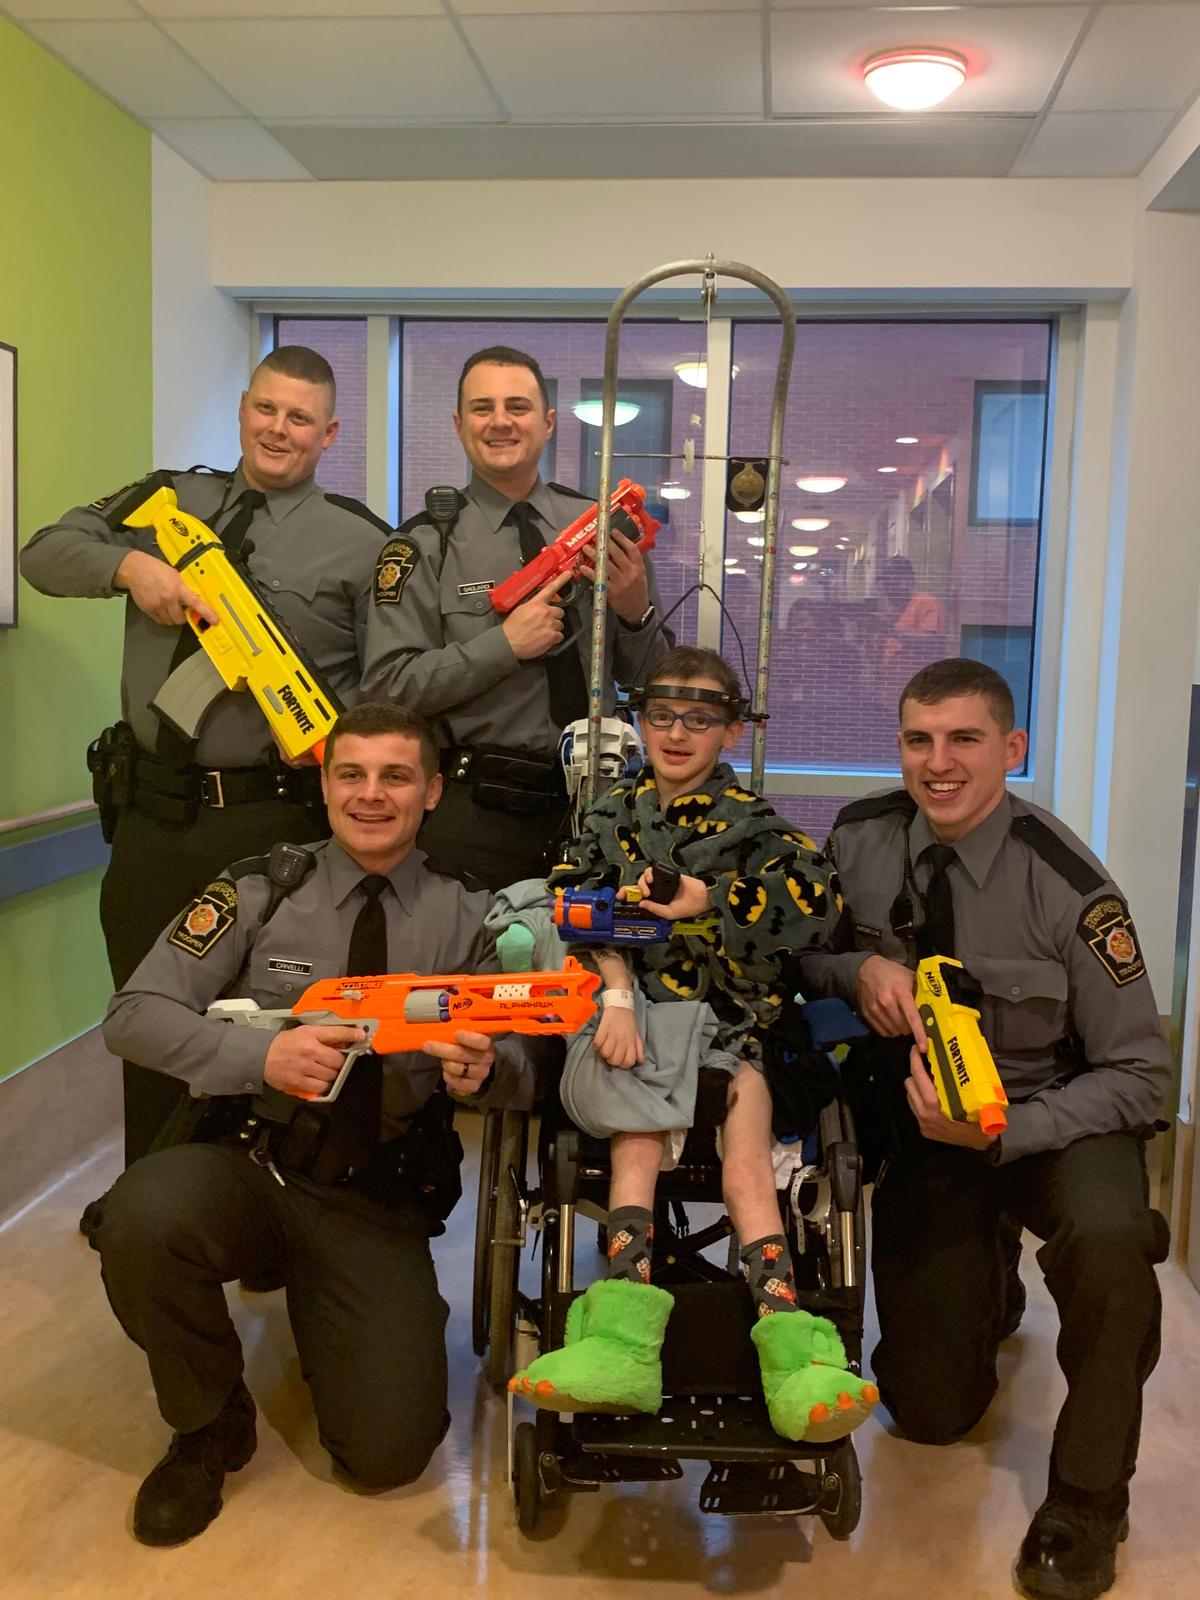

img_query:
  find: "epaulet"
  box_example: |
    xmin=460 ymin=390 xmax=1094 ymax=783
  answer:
xmin=1010 ymin=813 xmax=1105 ymax=897
xmin=831 ymin=790 xmax=916 ymax=830
xmin=395 ymin=490 xmax=468 ymax=539
xmin=424 ymin=859 xmax=487 ymax=895
xmin=183 ymin=464 xmax=234 ymax=479
xmin=225 ymin=854 xmax=271 ymax=882
xmin=325 ymin=493 xmax=393 ymax=537
xmin=547 ymin=481 xmax=594 ymax=504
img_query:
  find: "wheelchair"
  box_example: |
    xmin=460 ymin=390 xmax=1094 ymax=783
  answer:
xmin=471 ymin=1000 xmax=869 ymax=1541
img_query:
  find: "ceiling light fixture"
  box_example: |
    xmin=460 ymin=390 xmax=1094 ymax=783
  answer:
xmin=877 ymin=466 xmax=898 ymax=474
xmin=659 ymin=482 xmax=691 ymax=501
xmin=863 ymin=48 xmax=967 ymax=112
xmin=571 ymin=399 xmax=641 ymax=427
xmin=734 ymin=508 xmax=765 ymax=524
xmin=726 ymin=566 xmax=747 ymax=576
xmin=792 ymin=562 xmax=809 ymax=571
xmin=796 ymin=475 xmax=847 ymax=494
xmin=746 ymin=536 xmax=766 ymax=548
xmin=788 ymin=543 xmax=820 ymax=557
xmin=896 ymin=435 xmax=919 ymax=445
xmin=791 ymin=517 xmax=830 ymax=532
xmin=674 ymin=361 xmax=739 ymax=388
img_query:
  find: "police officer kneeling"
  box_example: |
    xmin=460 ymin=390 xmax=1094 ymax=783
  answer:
xmin=96 ymin=703 xmax=532 ymax=1546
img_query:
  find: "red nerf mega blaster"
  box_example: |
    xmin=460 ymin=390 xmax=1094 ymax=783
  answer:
xmin=489 ymin=479 xmax=660 ymax=616
xmin=209 ymin=959 xmax=600 ymax=1102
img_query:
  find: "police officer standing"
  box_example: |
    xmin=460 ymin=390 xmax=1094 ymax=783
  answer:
xmin=797 ymin=658 xmax=1170 ymax=1600
xmin=97 ymin=702 xmax=533 ymax=1546
xmin=362 ymin=345 xmax=675 ymax=889
xmin=21 ymin=346 xmax=389 ymax=1168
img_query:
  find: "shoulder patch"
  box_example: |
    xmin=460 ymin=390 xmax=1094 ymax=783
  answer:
xmin=167 ymin=880 xmax=238 ymax=959
xmin=374 ymin=537 xmax=420 ymax=605
xmin=1077 ymin=895 xmax=1146 ymax=986
xmin=546 ymin=481 xmax=594 ymax=504
xmin=1011 ymin=813 xmax=1105 ymax=897
xmin=832 ymin=790 xmax=916 ymax=830
xmin=325 ymin=493 xmax=393 ymax=537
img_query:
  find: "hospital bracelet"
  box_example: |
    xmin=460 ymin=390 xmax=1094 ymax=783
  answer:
xmin=600 ymin=988 xmax=636 ymax=1011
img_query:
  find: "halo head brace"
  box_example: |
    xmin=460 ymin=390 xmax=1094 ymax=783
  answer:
xmin=624 ymin=680 xmax=749 ymax=723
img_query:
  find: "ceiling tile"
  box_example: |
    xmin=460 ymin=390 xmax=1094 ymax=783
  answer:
xmin=5 ymin=2 xmax=135 ymax=16
xmin=457 ymin=0 xmax=758 ymax=10
xmin=1013 ymin=108 xmax=1174 ymax=174
xmin=770 ymin=6 xmax=1089 ymax=115
xmin=270 ymin=115 xmax=1032 ymax=182
xmin=150 ymin=118 xmax=314 ymax=181
xmin=460 ymin=13 xmax=765 ymax=118
xmin=24 ymin=20 xmax=242 ymax=116
xmin=142 ymin=0 xmax=440 ymax=16
xmin=158 ymin=18 xmax=497 ymax=119
xmin=1053 ymin=5 xmax=1200 ymax=110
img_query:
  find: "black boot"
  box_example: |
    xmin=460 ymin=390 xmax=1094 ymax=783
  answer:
xmin=78 ymin=1195 xmax=106 ymax=1250
xmin=132 ymin=1381 xmax=257 ymax=1547
xmin=1014 ymin=1490 xmax=1130 ymax=1600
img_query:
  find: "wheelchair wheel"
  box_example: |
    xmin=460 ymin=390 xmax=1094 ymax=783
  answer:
xmin=818 ymin=1440 xmax=862 ymax=1541
xmin=485 ymin=1111 xmax=528 ymax=1390
xmin=513 ymin=1422 xmax=546 ymax=1536
xmin=471 ymin=1111 xmax=502 ymax=1358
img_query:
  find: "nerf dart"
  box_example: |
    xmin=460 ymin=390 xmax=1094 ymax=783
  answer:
xmin=552 ymin=885 xmax=717 ymax=947
xmin=123 ymin=486 xmax=343 ymax=762
xmin=915 ymin=955 xmax=1008 ymax=1136
xmin=489 ymin=479 xmax=660 ymax=615
xmin=208 ymin=958 xmax=600 ymax=1103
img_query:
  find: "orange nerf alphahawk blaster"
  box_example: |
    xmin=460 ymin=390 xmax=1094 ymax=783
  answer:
xmin=915 ymin=955 xmax=1009 ymax=1136
xmin=208 ymin=958 xmax=599 ymax=1103
xmin=489 ymin=479 xmax=660 ymax=615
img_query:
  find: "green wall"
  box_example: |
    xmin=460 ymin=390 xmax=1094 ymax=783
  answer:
xmin=0 ymin=20 xmax=151 ymax=1075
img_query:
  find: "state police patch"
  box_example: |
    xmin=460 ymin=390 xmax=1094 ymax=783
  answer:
xmin=1078 ymin=895 xmax=1146 ymax=986
xmin=374 ymin=538 xmax=418 ymax=605
xmin=168 ymin=880 xmax=238 ymax=958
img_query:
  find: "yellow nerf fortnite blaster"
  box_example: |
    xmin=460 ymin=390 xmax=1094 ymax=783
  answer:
xmin=915 ymin=955 xmax=1008 ymax=1136
xmin=123 ymin=486 xmax=343 ymax=762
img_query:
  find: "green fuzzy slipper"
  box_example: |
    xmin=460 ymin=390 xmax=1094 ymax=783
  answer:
xmin=508 ymin=1279 xmax=674 ymax=1414
xmin=751 ymin=1310 xmax=879 ymax=1444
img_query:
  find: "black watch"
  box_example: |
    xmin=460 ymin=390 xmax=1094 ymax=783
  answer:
xmin=625 ymin=603 xmax=656 ymax=633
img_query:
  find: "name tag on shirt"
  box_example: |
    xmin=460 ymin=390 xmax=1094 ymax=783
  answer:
xmin=458 ymin=580 xmax=495 ymax=596
xmin=268 ymin=957 xmax=313 ymax=977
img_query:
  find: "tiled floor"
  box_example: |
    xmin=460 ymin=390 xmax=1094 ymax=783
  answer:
xmin=1 ymin=1126 xmax=1198 ymax=1600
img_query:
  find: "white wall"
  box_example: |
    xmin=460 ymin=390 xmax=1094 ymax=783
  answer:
xmin=152 ymin=139 xmax=248 ymax=468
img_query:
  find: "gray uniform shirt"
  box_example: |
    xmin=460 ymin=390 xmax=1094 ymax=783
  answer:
xmin=20 ymin=465 xmax=384 ymax=768
xmin=797 ymin=790 xmax=1170 ymax=1163
xmin=361 ymin=473 xmax=675 ymax=756
xmin=102 ymin=838 xmax=535 ymax=1125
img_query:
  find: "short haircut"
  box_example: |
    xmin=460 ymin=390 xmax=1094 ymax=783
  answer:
xmin=647 ymin=646 xmax=744 ymax=713
xmin=322 ymin=702 xmax=440 ymax=778
xmin=457 ymin=345 xmax=551 ymax=413
xmin=254 ymin=346 xmax=336 ymax=413
xmin=900 ymin=657 xmax=1016 ymax=733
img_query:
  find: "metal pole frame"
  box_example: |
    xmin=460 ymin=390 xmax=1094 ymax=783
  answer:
xmin=585 ymin=256 xmax=796 ymax=807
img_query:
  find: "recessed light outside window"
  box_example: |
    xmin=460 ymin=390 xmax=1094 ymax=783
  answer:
xmin=734 ymin=508 xmax=765 ymax=523
xmin=896 ymin=436 xmax=919 ymax=445
xmin=746 ymin=536 xmax=766 ymax=548
xmin=726 ymin=566 xmax=747 ymax=576
xmin=796 ymin=475 xmax=847 ymax=494
xmin=659 ymin=482 xmax=691 ymax=501
xmin=877 ymin=466 xmax=898 ymax=474
xmin=788 ymin=543 xmax=820 ymax=557
xmin=572 ymin=399 xmax=641 ymax=426
xmin=792 ymin=561 xmax=809 ymax=571
xmin=791 ymin=517 xmax=830 ymax=532
xmin=674 ymin=361 xmax=740 ymax=388
xmin=863 ymin=48 xmax=967 ymax=111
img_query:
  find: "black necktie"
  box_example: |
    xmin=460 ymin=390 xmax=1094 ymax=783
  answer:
xmin=322 ymin=874 xmax=390 ymax=1177
xmin=917 ymin=843 xmax=957 ymax=959
xmin=509 ymin=500 xmax=589 ymax=731
xmin=156 ymin=487 xmax=267 ymax=757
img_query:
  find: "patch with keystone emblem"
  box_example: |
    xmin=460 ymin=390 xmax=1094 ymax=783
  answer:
xmin=1078 ymin=895 xmax=1145 ymax=986
xmin=168 ymin=880 xmax=238 ymax=958
xmin=374 ymin=537 xmax=419 ymax=605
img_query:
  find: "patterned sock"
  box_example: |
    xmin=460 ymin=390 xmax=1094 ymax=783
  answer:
xmin=606 ymin=1206 xmax=654 ymax=1284
xmin=741 ymin=1233 xmax=799 ymax=1317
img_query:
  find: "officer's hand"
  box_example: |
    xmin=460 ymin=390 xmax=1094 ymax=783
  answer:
xmin=113 ymin=549 xmax=220 ymax=628
xmin=594 ymin=1005 xmax=644 ymax=1069
xmin=577 ymin=527 xmax=651 ymax=624
xmin=856 ymin=954 xmax=927 ymax=1045
xmin=635 ymin=869 xmax=710 ymax=920
xmin=264 ymin=1024 xmax=367 ymax=1099
xmin=500 ymin=569 xmax=572 ymax=661
xmin=424 ymin=1029 xmax=495 ymax=1096
xmin=905 ymin=1046 xmax=997 ymax=1151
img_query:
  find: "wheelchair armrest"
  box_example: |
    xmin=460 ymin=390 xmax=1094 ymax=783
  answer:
xmin=799 ymin=997 xmax=870 ymax=1052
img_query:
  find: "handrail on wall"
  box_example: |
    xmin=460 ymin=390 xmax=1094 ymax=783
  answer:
xmin=0 ymin=800 xmax=96 ymax=839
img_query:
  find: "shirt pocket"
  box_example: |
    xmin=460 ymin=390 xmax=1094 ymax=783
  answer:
xmin=439 ymin=587 xmax=499 ymax=642
xmin=970 ymin=955 xmax=1068 ymax=1055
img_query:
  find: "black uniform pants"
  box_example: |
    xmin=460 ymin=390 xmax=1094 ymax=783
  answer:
xmin=97 ymin=1143 xmax=450 ymax=1490
xmin=98 ymin=795 xmax=327 ymax=1164
xmin=417 ymin=777 xmax=570 ymax=893
xmin=870 ymin=1131 xmax=1168 ymax=1499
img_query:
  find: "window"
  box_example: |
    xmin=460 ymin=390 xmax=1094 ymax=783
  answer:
xmin=723 ymin=320 xmax=1053 ymax=776
xmin=273 ymin=317 xmax=368 ymax=501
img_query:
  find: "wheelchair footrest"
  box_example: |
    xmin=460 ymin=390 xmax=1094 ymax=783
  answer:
xmin=561 ymin=1452 xmax=683 ymax=1486
xmin=699 ymin=1460 xmax=822 ymax=1518
xmin=573 ymin=1392 xmax=820 ymax=1462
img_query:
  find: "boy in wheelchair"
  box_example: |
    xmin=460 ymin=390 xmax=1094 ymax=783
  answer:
xmin=505 ymin=646 xmax=879 ymax=1444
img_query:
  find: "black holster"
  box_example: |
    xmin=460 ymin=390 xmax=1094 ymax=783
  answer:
xmin=442 ymin=744 xmax=563 ymax=816
xmin=87 ymin=722 xmax=139 ymax=843
xmin=838 ymin=1033 xmax=918 ymax=1185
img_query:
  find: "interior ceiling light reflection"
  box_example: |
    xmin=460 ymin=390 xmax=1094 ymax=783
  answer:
xmin=796 ymin=475 xmax=847 ymax=494
xmin=571 ymin=399 xmax=641 ymax=426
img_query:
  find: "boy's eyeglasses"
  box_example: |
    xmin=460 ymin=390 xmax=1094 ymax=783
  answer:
xmin=643 ymin=707 xmax=731 ymax=733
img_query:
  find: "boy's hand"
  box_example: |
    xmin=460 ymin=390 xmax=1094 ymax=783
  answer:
xmin=637 ymin=869 xmax=710 ymax=920
xmin=594 ymin=1007 xmax=644 ymax=1069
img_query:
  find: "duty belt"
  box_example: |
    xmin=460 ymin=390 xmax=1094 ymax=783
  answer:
xmin=132 ymin=751 xmax=323 ymax=823
xmin=439 ymin=743 xmax=564 ymax=815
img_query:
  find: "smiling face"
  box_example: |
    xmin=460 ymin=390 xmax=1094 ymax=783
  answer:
xmin=238 ymin=368 xmax=338 ymax=492
xmin=453 ymin=360 xmax=555 ymax=498
xmin=321 ymin=733 xmax=443 ymax=873
xmin=898 ymin=692 xmax=1027 ymax=842
xmin=638 ymin=676 xmax=743 ymax=805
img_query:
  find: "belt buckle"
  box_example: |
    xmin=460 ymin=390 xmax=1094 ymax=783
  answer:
xmin=201 ymin=770 xmax=226 ymax=809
